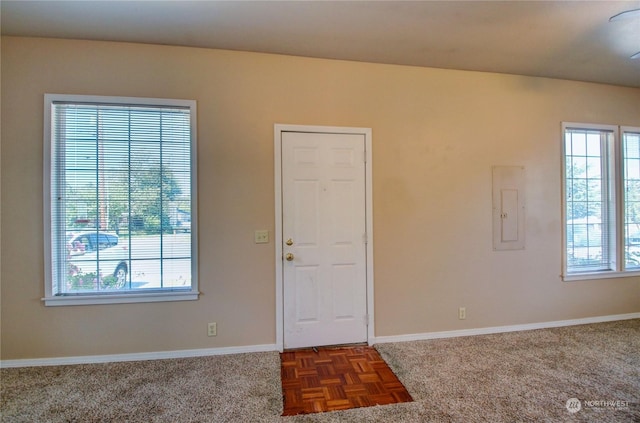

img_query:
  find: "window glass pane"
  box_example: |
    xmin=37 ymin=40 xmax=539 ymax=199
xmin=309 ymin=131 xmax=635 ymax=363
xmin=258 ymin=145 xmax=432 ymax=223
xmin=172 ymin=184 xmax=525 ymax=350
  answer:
xmin=626 ymin=159 xmax=640 ymax=180
xmin=586 ymin=134 xmax=601 ymax=156
xmin=625 ymin=135 xmax=639 ymax=159
xmin=586 ymin=180 xmax=601 ymax=203
xmin=565 ymin=128 xmax=610 ymax=272
xmin=623 ymin=130 xmax=640 ymax=269
xmin=586 ymin=157 xmax=601 ymax=179
xmin=50 ymin=99 xmax=194 ymax=296
xmin=571 ymin=132 xmax=586 ymax=155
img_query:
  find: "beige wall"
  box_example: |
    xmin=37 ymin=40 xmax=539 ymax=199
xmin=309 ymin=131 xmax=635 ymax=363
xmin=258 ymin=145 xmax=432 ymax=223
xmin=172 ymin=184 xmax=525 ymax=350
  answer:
xmin=1 ymin=36 xmax=639 ymax=360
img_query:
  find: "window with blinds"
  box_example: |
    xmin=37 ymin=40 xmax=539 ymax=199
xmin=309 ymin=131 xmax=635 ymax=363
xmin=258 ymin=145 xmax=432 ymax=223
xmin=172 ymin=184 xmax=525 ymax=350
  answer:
xmin=562 ymin=123 xmax=640 ymax=280
xmin=44 ymin=94 xmax=198 ymax=305
xmin=623 ymin=128 xmax=640 ymax=269
xmin=563 ymin=126 xmax=614 ymax=272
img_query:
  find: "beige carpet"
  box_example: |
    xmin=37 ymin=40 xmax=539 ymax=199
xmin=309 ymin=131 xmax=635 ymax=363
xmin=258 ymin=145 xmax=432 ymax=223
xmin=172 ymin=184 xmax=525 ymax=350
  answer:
xmin=2 ymin=319 xmax=639 ymax=422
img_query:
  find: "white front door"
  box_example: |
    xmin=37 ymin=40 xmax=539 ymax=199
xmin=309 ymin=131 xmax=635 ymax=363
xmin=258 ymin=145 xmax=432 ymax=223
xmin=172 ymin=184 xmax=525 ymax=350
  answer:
xmin=280 ymin=130 xmax=368 ymax=349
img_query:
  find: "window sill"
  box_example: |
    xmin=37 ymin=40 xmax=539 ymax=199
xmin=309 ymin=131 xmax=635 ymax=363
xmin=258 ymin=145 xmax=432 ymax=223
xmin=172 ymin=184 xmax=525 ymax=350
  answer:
xmin=42 ymin=290 xmax=200 ymax=306
xmin=562 ymin=270 xmax=640 ymax=282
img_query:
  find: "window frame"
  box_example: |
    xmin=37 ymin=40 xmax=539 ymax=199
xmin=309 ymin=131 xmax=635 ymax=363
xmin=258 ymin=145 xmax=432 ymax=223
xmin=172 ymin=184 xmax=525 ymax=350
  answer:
xmin=561 ymin=122 xmax=640 ymax=281
xmin=43 ymin=94 xmax=199 ymax=306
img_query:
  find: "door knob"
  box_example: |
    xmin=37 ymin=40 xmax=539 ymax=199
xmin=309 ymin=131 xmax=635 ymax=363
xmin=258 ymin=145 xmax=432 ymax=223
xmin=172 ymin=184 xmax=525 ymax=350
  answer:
xmin=285 ymin=253 xmax=294 ymax=261
xmin=286 ymin=238 xmax=294 ymax=246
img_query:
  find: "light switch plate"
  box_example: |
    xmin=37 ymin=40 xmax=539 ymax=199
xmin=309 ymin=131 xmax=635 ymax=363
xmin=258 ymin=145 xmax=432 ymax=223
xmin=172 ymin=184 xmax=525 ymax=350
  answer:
xmin=255 ymin=230 xmax=269 ymax=244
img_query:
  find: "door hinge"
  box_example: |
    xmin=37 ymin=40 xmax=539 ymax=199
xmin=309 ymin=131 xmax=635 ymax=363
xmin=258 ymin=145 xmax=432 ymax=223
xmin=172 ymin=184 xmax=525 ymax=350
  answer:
xmin=364 ymin=314 xmax=370 ymax=327
xmin=363 ymin=233 xmax=368 ymax=244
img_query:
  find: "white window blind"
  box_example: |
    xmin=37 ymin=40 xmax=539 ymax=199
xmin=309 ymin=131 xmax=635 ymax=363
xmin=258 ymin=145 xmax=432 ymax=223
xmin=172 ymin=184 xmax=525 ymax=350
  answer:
xmin=44 ymin=94 xmax=198 ymax=304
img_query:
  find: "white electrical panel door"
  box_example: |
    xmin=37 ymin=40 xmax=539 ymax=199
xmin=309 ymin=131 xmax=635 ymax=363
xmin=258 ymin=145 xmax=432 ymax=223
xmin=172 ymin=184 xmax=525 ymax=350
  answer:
xmin=492 ymin=166 xmax=525 ymax=251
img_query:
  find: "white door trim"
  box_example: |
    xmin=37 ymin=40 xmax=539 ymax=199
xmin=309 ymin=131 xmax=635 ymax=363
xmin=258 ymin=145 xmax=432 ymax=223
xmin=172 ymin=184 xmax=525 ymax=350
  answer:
xmin=274 ymin=124 xmax=374 ymax=352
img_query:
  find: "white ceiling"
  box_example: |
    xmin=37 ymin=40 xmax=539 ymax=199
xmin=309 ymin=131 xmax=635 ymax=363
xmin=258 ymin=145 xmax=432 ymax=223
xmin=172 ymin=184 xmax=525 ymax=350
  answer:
xmin=2 ymin=1 xmax=640 ymax=88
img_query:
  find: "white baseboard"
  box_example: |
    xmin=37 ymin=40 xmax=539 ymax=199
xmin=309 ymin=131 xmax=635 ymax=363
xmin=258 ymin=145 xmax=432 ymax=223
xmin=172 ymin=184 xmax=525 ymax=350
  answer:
xmin=3 ymin=313 xmax=638 ymax=368
xmin=0 ymin=343 xmax=278 ymax=369
xmin=372 ymin=312 xmax=640 ymax=344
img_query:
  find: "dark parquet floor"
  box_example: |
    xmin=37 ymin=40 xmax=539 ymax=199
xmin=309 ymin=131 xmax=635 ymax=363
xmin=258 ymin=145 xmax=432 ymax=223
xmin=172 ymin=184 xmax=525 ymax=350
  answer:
xmin=280 ymin=345 xmax=413 ymax=416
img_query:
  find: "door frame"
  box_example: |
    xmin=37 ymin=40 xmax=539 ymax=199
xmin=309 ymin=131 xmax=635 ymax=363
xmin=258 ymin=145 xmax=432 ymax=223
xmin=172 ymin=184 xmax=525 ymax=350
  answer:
xmin=274 ymin=124 xmax=374 ymax=352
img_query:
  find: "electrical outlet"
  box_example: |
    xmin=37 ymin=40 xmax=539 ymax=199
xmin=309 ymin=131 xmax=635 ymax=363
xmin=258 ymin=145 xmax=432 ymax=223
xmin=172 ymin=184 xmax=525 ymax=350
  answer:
xmin=458 ymin=307 xmax=466 ymax=320
xmin=207 ymin=322 xmax=217 ymax=337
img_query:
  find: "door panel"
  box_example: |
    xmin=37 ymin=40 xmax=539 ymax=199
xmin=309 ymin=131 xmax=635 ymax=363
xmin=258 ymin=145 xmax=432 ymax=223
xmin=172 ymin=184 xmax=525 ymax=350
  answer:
xmin=293 ymin=180 xmax=320 ymax=245
xmin=332 ymin=264 xmax=357 ymax=318
xmin=282 ymin=131 xmax=367 ymax=349
xmin=295 ymin=265 xmax=319 ymax=322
